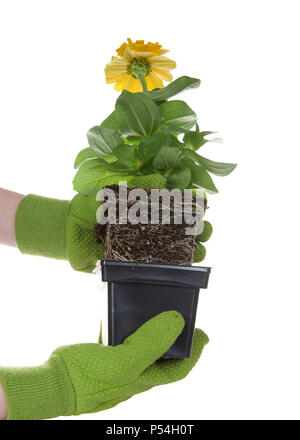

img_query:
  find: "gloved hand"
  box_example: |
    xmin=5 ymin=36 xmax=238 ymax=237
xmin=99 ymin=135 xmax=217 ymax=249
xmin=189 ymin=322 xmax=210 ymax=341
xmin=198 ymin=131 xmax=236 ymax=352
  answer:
xmin=0 ymin=311 xmax=209 ymax=420
xmin=15 ymin=193 xmax=102 ymax=273
xmin=15 ymin=193 xmax=213 ymax=273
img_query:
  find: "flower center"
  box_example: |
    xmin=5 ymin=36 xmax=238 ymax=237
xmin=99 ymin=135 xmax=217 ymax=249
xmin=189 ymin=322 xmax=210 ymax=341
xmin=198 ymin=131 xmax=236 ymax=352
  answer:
xmin=128 ymin=58 xmax=151 ymax=78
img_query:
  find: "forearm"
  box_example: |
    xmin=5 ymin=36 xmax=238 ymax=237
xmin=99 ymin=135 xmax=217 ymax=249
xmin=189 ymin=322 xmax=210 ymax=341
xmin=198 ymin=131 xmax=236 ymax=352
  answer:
xmin=0 ymin=188 xmax=24 ymax=247
xmin=0 ymin=381 xmax=7 ymax=420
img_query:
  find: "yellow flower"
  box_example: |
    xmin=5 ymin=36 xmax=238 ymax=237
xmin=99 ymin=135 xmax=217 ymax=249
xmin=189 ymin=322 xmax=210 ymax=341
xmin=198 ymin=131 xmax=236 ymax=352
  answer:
xmin=105 ymin=38 xmax=176 ymax=93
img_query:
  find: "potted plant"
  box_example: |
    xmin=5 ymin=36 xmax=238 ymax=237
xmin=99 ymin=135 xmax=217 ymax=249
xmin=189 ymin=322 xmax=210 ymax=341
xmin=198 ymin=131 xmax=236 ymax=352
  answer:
xmin=73 ymin=39 xmax=236 ymax=358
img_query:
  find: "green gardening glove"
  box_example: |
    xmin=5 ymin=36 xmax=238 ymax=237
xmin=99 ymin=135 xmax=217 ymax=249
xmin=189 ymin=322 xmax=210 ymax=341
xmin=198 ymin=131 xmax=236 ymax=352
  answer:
xmin=15 ymin=193 xmax=102 ymax=273
xmin=15 ymin=193 xmax=213 ymax=273
xmin=0 ymin=311 xmax=209 ymax=420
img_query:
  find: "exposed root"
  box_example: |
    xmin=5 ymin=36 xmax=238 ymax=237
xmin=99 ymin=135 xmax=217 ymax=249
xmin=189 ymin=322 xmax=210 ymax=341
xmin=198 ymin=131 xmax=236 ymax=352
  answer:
xmin=94 ymin=185 xmax=205 ymax=266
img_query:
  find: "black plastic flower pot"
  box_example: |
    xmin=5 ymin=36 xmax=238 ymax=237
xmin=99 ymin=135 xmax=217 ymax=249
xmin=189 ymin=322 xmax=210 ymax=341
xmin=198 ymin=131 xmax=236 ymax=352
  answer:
xmin=100 ymin=260 xmax=211 ymax=359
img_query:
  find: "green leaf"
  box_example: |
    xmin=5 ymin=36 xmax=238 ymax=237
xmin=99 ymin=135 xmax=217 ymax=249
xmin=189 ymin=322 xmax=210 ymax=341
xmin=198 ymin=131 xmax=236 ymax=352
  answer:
xmin=115 ymin=90 xmax=161 ymax=137
xmin=183 ymin=149 xmax=237 ymax=176
xmin=73 ymin=159 xmax=132 ymax=195
xmin=183 ymin=159 xmax=218 ymax=194
xmin=152 ymin=146 xmax=180 ymax=170
xmin=167 ymin=166 xmax=191 ymax=190
xmin=193 ymin=242 xmax=207 ymax=263
xmin=102 ymin=155 xmax=118 ymax=163
xmin=113 ymin=144 xmax=139 ymax=169
xmin=75 ymin=154 xmax=131 ymax=172
xmin=168 ymin=133 xmax=184 ymax=148
xmin=128 ymin=174 xmax=167 ymax=189
xmin=144 ymin=76 xmax=201 ymax=101
xmin=139 ymin=132 xmax=170 ymax=162
xmin=74 ymin=148 xmax=101 ymax=169
xmin=197 ymin=130 xmax=216 ymax=137
xmin=159 ymin=100 xmax=197 ymax=132
xmin=183 ymin=129 xmax=219 ymax=150
xmin=196 ymin=155 xmax=237 ymax=176
xmin=99 ymin=159 xmax=133 ymax=172
xmin=100 ymin=111 xmax=119 ymax=130
xmin=87 ymin=126 xmax=122 ymax=156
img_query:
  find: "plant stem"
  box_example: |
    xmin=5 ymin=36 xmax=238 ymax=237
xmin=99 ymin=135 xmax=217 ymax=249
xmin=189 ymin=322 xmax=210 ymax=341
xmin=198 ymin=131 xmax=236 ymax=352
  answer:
xmin=137 ymin=73 xmax=148 ymax=92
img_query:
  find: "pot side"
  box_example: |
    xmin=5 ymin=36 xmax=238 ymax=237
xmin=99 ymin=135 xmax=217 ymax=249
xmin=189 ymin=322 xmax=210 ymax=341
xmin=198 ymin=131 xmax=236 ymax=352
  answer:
xmin=101 ymin=260 xmax=211 ymax=358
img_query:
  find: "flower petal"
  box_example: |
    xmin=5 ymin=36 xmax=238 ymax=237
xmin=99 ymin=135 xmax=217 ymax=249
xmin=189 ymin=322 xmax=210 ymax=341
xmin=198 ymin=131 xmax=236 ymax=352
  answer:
xmin=127 ymin=38 xmax=169 ymax=57
xmin=124 ymin=76 xmax=134 ymax=91
xmin=150 ymin=56 xmax=177 ymax=71
xmin=114 ymin=74 xmax=130 ymax=91
xmin=151 ymin=68 xmax=173 ymax=82
xmin=105 ymin=57 xmax=128 ymax=71
xmin=130 ymin=78 xmax=143 ymax=93
xmin=123 ymin=75 xmax=143 ymax=92
xmin=105 ymin=57 xmax=129 ymax=82
xmin=116 ymin=42 xmax=128 ymax=57
xmin=145 ymin=75 xmax=154 ymax=91
xmin=123 ymin=46 xmax=136 ymax=60
xmin=147 ymin=72 xmax=164 ymax=90
xmin=106 ymin=72 xmax=127 ymax=84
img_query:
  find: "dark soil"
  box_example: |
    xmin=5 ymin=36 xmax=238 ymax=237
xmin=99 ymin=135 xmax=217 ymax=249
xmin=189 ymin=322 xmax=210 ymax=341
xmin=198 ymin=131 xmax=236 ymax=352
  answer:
xmin=94 ymin=185 xmax=206 ymax=266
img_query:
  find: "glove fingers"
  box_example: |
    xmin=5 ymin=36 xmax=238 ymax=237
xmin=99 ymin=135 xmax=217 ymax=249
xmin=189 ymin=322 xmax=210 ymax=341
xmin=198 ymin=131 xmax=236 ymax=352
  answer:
xmin=193 ymin=243 xmax=206 ymax=263
xmin=122 ymin=311 xmax=185 ymax=376
xmin=66 ymin=194 xmax=102 ymax=273
xmin=197 ymin=221 xmax=213 ymax=243
xmin=140 ymin=329 xmax=209 ymax=387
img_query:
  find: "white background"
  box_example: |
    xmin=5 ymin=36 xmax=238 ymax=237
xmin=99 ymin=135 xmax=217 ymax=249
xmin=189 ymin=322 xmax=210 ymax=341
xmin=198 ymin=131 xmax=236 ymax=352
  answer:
xmin=0 ymin=0 xmax=299 ymax=420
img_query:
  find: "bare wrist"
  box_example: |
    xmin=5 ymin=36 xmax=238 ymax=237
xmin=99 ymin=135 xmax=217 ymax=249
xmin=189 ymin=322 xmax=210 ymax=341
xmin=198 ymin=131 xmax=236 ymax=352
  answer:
xmin=0 ymin=381 xmax=7 ymax=420
xmin=0 ymin=188 xmax=24 ymax=247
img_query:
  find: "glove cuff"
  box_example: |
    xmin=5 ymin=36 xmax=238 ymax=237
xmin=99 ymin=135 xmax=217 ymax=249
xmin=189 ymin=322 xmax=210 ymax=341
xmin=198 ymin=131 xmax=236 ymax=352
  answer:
xmin=15 ymin=194 xmax=71 ymax=260
xmin=0 ymin=355 xmax=75 ymax=420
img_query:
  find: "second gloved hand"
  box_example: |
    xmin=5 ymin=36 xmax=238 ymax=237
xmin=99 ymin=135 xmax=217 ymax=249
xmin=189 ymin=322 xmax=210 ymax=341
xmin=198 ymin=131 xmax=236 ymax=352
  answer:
xmin=0 ymin=311 xmax=209 ymax=420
